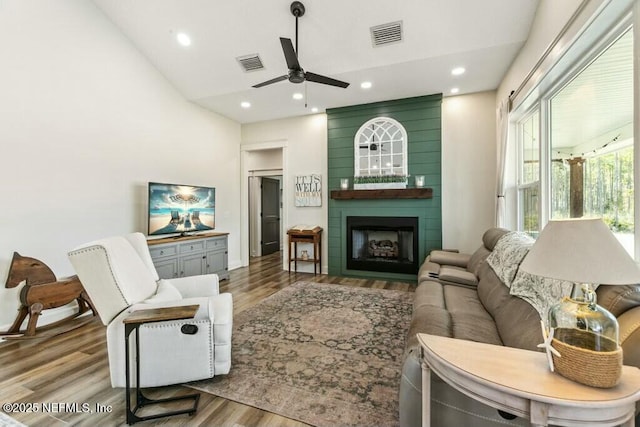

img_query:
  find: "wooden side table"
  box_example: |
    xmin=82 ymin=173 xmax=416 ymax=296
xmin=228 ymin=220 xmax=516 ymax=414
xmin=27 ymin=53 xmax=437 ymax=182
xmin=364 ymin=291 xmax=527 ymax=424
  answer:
xmin=123 ymin=305 xmax=201 ymax=425
xmin=418 ymin=333 xmax=640 ymax=427
xmin=287 ymin=227 xmax=322 ymax=275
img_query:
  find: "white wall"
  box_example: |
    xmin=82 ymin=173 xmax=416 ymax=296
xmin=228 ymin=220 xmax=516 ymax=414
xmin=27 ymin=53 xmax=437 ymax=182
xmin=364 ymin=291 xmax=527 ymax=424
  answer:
xmin=497 ymin=0 xmax=584 ymax=102
xmin=0 ymin=1 xmax=241 ymax=328
xmin=442 ymin=91 xmax=497 ymax=253
xmin=241 ymin=114 xmax=328 ymax=272
xmin=246 ymin=149 xmax=283 ymax=172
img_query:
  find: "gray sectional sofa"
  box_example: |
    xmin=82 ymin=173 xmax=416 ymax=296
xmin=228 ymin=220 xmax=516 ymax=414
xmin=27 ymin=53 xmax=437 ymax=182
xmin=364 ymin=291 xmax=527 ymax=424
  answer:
xmin=400 ymin=227 xmax=640 ymax=426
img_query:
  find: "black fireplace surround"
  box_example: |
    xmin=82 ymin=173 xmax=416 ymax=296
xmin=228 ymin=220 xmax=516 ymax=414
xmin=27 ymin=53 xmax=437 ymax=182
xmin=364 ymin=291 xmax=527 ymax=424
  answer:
xmin=346 ymin=216 xmax=419 ymax=274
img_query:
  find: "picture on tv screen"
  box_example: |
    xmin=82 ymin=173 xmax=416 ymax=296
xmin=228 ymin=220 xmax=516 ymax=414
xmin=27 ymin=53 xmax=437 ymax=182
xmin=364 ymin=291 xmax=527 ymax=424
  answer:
xmin=148 ymin=182 xmax=215 ymax=236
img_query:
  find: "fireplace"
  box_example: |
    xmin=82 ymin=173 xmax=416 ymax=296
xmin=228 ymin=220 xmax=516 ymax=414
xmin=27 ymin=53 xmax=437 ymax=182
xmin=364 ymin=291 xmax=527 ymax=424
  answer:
xmin=346 ymin=216 xmax=419 ymax=274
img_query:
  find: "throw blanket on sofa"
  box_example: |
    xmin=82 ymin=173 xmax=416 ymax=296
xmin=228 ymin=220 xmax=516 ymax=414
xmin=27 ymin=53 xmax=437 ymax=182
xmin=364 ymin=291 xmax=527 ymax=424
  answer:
xmin=486 ymin=231 xmax=534 ymax=287
xmin=510 ymin=271 xmax=575 ymax=321
xmin=487 ymin=230 xmax=574 ymax=322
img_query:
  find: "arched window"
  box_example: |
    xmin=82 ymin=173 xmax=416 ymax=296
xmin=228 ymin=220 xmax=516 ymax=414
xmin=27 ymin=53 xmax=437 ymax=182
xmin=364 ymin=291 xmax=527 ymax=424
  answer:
xmin=354 ymin=117 xmax=408 ymax=178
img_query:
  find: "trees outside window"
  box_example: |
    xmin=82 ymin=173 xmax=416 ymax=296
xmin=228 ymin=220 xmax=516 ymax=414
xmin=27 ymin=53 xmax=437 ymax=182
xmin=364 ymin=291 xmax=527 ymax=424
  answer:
xmin=549 ymin=29 xmax=633 ymax=254
xmin=517 ymin=110 xmax=540 ymax=237
xmin=515 ymin=28 xmax=634 ymax=255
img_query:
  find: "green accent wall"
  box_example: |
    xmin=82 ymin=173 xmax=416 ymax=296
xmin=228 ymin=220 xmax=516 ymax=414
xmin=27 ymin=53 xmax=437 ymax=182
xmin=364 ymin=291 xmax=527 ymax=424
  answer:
xmin=327 ymin=94 xmax=442 ymax=281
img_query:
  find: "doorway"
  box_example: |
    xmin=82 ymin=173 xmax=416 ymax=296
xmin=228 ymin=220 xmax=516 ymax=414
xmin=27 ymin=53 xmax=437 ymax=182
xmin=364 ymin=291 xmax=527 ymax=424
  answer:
xmin=249 ymin=175 xmax=283 ymax=257
xmin=261 ymin=177 xmax=281 ymax=255
xmin=241 ymin=142 xmax=287 ymax=266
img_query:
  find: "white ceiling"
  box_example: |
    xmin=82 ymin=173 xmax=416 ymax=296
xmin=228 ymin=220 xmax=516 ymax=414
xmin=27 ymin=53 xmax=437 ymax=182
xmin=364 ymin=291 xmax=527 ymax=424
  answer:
xmin=551 ymin=29 xmax=633 ymax=153
xmin=93 ymin=0 xmax=540 ymax=124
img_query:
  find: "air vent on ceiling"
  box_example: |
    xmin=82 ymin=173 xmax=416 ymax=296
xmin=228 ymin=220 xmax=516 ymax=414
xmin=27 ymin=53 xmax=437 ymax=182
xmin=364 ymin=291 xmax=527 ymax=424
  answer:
xmin=236 ymin=54 xmax=264 ymax=72
xmin=370 ymin=21 xmax=403 ymax=47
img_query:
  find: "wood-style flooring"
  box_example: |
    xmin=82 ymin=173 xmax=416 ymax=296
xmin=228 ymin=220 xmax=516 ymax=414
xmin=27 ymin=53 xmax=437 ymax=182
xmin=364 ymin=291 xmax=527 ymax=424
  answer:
xmin=0 ymin=251 xmax=414 ymax=426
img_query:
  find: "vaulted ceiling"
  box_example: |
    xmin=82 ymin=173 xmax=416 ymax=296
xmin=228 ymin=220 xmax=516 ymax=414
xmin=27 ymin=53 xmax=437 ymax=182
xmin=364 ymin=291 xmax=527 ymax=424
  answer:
xmin=93 ymin=0 xmax=540 ymax=123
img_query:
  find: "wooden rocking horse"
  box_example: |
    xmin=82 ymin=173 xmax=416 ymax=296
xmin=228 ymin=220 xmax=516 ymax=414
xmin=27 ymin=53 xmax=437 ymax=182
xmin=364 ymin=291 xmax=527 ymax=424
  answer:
xmin=2 ymin=252 xmax=96 ymax=338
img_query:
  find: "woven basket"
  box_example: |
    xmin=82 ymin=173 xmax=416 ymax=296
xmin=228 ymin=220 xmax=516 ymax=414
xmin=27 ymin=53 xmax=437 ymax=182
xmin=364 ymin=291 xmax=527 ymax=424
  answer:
xmin=551 ymin=328 xmax=622 ymax=388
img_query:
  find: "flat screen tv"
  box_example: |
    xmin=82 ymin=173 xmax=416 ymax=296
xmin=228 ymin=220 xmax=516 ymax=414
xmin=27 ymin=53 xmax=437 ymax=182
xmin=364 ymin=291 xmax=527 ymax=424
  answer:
xmin=148 ymin=182 xmax=215 ymax=236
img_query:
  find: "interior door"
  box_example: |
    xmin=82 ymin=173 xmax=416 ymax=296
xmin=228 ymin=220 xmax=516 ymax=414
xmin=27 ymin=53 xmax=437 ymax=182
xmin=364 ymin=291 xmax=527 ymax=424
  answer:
xmin=261 ymin=177 xmax=280 ymax=256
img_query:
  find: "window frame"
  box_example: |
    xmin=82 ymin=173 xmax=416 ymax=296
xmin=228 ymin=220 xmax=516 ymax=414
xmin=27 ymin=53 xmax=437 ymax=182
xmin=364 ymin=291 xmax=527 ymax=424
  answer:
xmin=516 ymin=108 xmax=541 ymax=235
xmin=510 ymin=13 xmax=636 ymax=258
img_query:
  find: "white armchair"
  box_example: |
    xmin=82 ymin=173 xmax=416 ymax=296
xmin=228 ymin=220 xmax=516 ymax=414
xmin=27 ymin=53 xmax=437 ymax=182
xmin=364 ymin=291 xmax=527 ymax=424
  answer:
xmin=68 ymin=232 xmax=233 ymax=388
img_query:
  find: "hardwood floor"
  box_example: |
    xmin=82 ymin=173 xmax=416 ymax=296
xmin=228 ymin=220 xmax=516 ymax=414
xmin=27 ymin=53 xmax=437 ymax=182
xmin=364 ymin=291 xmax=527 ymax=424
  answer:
xmin=0 ymin=252 xmax=414 ymax=426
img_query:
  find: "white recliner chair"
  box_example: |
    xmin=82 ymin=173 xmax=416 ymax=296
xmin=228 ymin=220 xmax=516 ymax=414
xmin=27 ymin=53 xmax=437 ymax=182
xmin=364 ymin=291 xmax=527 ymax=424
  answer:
xmin=68 ymin=232 xmax=233 ymax=388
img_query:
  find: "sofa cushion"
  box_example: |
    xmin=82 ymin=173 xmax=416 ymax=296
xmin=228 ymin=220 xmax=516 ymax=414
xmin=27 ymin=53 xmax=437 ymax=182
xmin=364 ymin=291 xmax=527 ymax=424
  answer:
xmin=482 ymin=227 xmax=511 ymax=251
xmin=417 ymin=259 xmax=440 ymax=284
xmin=467 ymin=245 xmax=490 ymax=277
xmin=429 ymin=250 xmax=471 ymax=268
xmin=618 ymin=307 xmax=640 ymax=366
xmin=477 ymin=262 xmax=541 ymax=351
xmin=414 ymin=281 xmax=446 ymax=310
xmin=597 ymin=284 xmax=640 ymax=317
xmin=486 ymin=231 xmax=534 ymax=288
xmin=439 ymin=266 xmax=478 ymax=287
xmin=444 ymin=285 xmax=503 ymax=345
xmin=404 ymin=306 xmax=452 ymax=358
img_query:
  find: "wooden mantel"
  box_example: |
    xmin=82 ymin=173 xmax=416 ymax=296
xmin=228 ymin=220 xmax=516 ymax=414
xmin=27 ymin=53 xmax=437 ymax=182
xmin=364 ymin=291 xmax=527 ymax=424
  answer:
xmin=330 ymin=188 xmax=433 ymax=200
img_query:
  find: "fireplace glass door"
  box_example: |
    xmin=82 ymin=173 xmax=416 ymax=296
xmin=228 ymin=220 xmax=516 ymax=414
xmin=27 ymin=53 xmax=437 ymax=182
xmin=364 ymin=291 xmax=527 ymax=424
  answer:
xmin=346 ymin=216 xmax=418 ymax=274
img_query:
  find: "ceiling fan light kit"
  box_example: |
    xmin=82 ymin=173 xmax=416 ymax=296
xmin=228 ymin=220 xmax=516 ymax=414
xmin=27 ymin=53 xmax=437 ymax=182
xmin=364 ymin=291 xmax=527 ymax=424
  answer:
xmin=252 ymin=1 xmax=350 ymax=90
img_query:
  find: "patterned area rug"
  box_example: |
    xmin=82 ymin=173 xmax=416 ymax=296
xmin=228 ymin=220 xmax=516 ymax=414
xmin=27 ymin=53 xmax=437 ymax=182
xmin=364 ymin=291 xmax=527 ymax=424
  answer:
xmin=188 ymin=281 xmax=413 ymax=426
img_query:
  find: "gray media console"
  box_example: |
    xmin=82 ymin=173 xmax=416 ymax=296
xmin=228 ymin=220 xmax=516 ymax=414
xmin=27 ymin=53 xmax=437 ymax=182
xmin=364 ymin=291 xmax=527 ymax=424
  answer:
xmin=147 ymin=232 xmax=229 ymax=281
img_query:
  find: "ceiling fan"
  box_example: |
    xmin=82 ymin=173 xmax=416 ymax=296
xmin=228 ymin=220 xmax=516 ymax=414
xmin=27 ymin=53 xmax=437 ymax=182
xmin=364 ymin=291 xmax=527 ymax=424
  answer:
xmin=252 ymin=1 xmax=350 ymax=89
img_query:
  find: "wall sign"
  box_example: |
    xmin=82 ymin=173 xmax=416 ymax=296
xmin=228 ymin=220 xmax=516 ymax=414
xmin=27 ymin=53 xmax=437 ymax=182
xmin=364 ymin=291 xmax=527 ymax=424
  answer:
xmin=295 ymin=174 xmax=322 ymax=207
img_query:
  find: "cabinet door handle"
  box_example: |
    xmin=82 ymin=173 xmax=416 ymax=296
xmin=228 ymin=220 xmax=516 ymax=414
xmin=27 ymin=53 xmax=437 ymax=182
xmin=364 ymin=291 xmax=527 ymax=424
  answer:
xmin=160 ymin=250 xmax=164 ymax=255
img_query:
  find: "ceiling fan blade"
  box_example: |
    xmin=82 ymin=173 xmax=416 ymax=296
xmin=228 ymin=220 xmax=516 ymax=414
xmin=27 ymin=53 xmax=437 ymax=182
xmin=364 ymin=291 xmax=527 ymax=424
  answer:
xmin=305 ymin=71 xmax=350 ymax=88
xmin=280 ymin=37 xmax=301 ymax=70
xmin=252 ymin=75 xmax=288 ymax=88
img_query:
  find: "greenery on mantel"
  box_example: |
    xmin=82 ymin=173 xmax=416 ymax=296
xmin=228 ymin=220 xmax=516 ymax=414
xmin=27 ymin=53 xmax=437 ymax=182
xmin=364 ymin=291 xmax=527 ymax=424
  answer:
xmin=353 ymin=175 xmax=408 ymax=184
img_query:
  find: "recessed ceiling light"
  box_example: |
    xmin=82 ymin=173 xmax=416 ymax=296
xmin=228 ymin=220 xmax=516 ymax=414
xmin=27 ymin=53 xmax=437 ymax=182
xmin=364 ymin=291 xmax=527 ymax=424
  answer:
xmin=176 ymin=32 xmax=192 ymax=47
xmin=311 ymin=107 xmax=319 ymax=113
xmin=450 ymin=88 xmax=460 ymax=94
xmin=451 ymin=67 xmax=465 ymax=76
xmin=360 ymin=81 xmax=372 ymax=89
xmin=292 ymin=93 xmax=304 ymax=100
xmin=241 ymin=101 xmax=251 ymax=108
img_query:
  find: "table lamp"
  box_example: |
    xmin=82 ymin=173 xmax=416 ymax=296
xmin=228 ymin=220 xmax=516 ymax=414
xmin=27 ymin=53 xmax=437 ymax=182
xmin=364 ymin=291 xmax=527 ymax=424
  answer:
xmin=519 ymin=218 xmax=640 ymax=388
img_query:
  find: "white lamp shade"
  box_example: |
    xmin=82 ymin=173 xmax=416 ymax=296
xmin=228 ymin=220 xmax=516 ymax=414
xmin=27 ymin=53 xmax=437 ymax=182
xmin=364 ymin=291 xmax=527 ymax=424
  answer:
xmin=519 ymin=218 xmax=640 ymax=285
